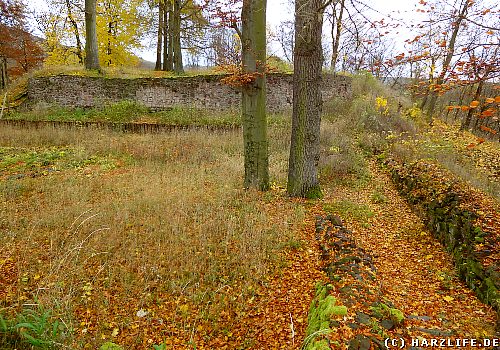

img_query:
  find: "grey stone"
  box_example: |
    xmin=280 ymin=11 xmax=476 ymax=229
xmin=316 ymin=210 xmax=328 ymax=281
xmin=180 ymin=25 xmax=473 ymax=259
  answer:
xmin=26 ymin=74 xmax=352 ymax=113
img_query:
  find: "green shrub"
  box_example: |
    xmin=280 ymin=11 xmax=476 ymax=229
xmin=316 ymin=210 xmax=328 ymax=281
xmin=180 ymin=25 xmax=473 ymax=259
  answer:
xmin=0 ymin=305 xmax=67 ymax=349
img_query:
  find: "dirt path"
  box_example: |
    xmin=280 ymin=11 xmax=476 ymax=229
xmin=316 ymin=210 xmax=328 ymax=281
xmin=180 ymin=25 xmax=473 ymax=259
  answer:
xmin=318 ymin=160 xmax=497 ymax=344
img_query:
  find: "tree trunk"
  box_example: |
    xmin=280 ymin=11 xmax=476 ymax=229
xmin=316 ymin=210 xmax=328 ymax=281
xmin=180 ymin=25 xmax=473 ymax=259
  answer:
xmin=84 ymin=0 xmax=101 ymax=70
xmin=241 ymin=0 xmax=269 ymax=190
xmin=172 ymin=0 xmax=183 ymax=74
xmin=65 ymin=0 xmax=83 ymax=64
xmin=330 ymin=0 xmax=344 ymax=72
xmin=164 ymin=1 xmax=173 ymax=71
xmin=420 ymin=56 xmax=436 ymax=112
xmin=426 ymin=0 xmax=468 ymax=117
xmin=0 ymin=56 xmax=7 ymax=90
xmin=462 ymin=80 xmax=484 ymax=130
xmin=155 ymin=1 xmax=164 ymax=70
xmin=287 ymin=0 xmax=324 ymax=198
xmin=107 ymin=21 xmax=113 ymax=65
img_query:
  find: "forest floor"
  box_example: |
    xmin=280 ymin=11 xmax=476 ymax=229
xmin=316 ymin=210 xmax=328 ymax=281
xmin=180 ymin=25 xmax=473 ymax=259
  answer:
xmin=0 ymin=117 xmax=499 ymax=349
xmin=229 ymin=159 xmax=498 ymax=350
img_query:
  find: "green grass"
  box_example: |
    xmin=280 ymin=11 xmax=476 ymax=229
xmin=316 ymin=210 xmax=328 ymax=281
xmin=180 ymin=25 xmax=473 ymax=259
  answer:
xmin=30 ymin=64 xmax=222 ymax=79
xmin=0 ymin=146 xmax=131 ymax=177
xmin=323 ymin=200 xmax=375 ymax=223
xmin=0 ymin=304 xmax=69 ymax=349
xmin=5 ymin=102 xmax=291 ymax=128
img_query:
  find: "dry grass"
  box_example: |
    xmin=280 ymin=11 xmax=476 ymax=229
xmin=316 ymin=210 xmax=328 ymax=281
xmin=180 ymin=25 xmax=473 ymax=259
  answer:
xmin=0 ymin=124 xmax=302 ymax=348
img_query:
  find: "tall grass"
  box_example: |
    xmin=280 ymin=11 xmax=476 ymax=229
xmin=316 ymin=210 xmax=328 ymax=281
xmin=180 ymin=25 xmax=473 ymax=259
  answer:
xmin=0 ymin=124 xmax=299 ymax=347
xmin=320 ymin=72 xmax=499 ymax=200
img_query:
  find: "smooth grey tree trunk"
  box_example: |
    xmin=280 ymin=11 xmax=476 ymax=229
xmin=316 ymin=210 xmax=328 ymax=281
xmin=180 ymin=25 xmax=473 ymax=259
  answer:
xmin=155 ymin=1 xmax=164 ymax=70
xmin=241 ymin=0 xmax=269 ymax=190
xmin=164 ymin=1 xmax=173 ymax=71
xmin=287 ymin=0 xmax=324 ymax=198
xmin=172 ymin=0 xmax=183 ymax=74
xmin=84 ymin=0 xmax=100 ymax=70
xmin=463 ymin=80 xmax=484 ymax=130
xmin=330 ymin=0 xmax=345 ymax=72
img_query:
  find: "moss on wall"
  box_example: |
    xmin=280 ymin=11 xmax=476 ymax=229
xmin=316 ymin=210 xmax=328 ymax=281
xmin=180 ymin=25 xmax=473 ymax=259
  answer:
xmin=303 ymin=283 xmax=347 ymax=350
xmin=385 ymin=158 xmax=500 ymax=328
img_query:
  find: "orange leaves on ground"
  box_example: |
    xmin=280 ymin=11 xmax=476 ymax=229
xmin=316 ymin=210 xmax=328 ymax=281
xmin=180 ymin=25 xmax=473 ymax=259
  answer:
xmin=469 ymin=100 xmax=480 ymax=108
xmin=480 ymin=125 xmax=498 ymax=134
xmin=484 ymin=96 xmax=500 ymax=104
xmin=320 ymin=159 xmax=498 ymax=343
xmin=481 ymin=108 xmax=497 ymax=118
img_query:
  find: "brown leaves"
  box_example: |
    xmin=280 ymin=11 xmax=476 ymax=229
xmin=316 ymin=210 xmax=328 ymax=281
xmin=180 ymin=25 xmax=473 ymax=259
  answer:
xmin=0 ymin=257 xmax=17 ymax=302
xmin=216 ymin=63 xmax=275 ymax=88
xmin=469 ymin=100 xmax=480 ymax=108
xmin=317 ymin=153 xmax=498 ymax=344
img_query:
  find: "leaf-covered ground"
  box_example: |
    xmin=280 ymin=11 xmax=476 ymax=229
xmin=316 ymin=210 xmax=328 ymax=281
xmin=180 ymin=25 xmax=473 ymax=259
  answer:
xmin=1 ymin=122 xmax=498 ymax=349
xmin=316 ymin=160 xmax=497 ymax=345
xmin=394 ymin=119 xmax=499 ymax=199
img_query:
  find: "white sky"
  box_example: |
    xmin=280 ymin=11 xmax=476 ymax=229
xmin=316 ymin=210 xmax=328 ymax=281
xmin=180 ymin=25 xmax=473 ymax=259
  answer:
xmin=27 ymin=0 xmax=420 ymax=62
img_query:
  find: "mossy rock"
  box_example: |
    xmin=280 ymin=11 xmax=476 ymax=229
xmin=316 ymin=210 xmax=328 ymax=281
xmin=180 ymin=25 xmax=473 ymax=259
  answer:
xmin=370 ymin=303 xmax=404 ymax=325
xmin=304 ymin=283 xmax=346 ymax=350
xmin=307 ymin=294 xmax=337 ymax=334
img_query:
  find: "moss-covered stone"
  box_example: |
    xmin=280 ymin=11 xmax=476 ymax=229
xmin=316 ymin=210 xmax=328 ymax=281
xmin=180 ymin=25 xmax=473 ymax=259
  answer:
xmin=384 ymin=157 xmax=500 ymax=328
xmin=308 ymin=339 xmax=331 ymax=350
xmin=370 ymin=303 xmax=404 ymax=325
xmin=303 ymin=283 xmax=347 ymax=350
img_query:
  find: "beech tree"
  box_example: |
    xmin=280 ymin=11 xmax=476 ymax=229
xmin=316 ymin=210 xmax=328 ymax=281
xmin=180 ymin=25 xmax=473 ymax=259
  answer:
xmin=392 ymin=0 xmax=499 ymax=134
xmin=97 ymin=0 xmax=148 ymax=66
xmin=155 ymin=0 xmax=164 ymax=70
xmin=153 ymin=0 xmax=207 ymax=72
xmin=0 ymin=0 xmax=44 ymax=85
xmin=241 ymin=0 xmax=269 ymax=190
xmin=64 ymin=0 xmax=84 ymax=64
xmin=328 ymin=0 xmax=344 ymax=72
xmin=84 ymin=0 xmax=100 ymax=70
xmin=424 ymin=0 xmax=470 ymax=116
xmin=287 ymin=0 xmax=326 ymax=198
xmin=39 ymin=0 xmax=85 ymax=65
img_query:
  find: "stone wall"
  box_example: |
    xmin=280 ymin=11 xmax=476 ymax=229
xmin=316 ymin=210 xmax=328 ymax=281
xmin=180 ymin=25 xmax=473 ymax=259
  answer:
xmin=26 ymin=73 xmax=352 ymax=112
xmin=385 ymin=157 xmax=500 ymax=328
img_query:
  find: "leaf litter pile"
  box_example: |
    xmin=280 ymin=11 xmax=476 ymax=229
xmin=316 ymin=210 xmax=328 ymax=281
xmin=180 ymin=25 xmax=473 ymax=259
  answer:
xmin=0 ymin=123 xmax=499 ymax=349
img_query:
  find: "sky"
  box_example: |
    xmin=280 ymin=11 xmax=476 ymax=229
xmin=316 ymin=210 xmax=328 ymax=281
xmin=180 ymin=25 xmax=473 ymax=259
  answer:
xmin=26 ymin=0 xmax=421 ymax=62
